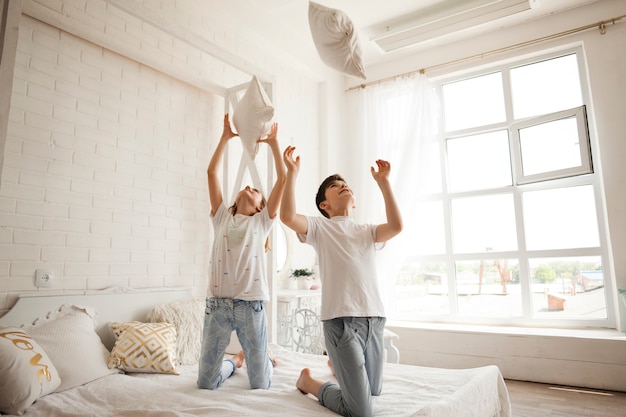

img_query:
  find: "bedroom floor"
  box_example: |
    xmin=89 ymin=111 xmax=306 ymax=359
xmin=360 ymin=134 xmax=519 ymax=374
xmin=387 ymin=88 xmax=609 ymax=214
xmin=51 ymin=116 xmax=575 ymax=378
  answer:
xmin=505 ymin=379 xmax=626 ymax=416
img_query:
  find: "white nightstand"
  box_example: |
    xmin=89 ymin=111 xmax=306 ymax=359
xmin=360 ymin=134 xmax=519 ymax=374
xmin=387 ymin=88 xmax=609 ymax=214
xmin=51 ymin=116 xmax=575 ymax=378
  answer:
xmin=383 ymin=328 xmax=400 ymax=363
xmin=277 ymin=289 xmax=322 ymax=353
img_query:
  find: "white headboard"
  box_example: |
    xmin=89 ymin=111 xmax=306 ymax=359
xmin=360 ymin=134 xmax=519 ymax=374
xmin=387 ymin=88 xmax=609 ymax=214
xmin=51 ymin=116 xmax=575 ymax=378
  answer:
xmin=0 ymin=288 xmax=194 ymax=350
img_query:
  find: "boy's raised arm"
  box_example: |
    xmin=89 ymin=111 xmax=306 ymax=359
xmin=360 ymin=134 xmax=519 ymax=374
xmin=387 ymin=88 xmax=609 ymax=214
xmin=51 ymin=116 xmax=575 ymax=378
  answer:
xmin=280 ymin=146 xmax=308 ymax=235
xmin=371 ymin=159 xmax=403 ymax=243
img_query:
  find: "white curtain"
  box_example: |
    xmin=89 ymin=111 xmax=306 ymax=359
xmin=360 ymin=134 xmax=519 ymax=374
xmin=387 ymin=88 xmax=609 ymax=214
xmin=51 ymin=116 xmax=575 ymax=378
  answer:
xmin=349 ymin=74 xmax=439 ymax=313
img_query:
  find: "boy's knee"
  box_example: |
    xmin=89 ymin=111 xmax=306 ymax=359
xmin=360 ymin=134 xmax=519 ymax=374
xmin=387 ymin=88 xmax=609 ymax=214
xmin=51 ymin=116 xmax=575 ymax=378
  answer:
xmin=349 ymin=404 xmax=373 ymax=417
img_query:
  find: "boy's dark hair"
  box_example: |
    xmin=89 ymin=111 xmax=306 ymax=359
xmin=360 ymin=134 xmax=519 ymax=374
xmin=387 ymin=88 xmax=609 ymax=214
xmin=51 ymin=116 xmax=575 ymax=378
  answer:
xmin=316 ymin=174 xmax=345 ymax=218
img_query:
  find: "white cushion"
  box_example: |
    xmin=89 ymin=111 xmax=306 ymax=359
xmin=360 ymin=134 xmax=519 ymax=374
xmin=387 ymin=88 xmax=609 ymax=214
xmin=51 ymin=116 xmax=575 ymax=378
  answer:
xmin=308 ymin=1 xmax=366 ymax=79
xmin=108 ymin=321 xmax=179 ymax=374
xmin=231 ymin=75 xmax=275 ymax=158
xmin=21 ymin=304 xmax=119 ymax=392
xmin=0 ymin=326 xmax=61 ymax=415
xmin=147 ymin=298 xmax=204 ymax=365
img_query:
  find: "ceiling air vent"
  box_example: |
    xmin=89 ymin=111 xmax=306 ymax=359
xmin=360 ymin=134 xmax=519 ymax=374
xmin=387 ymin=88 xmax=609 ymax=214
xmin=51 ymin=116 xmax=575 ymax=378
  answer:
xmin=372 ymin=0 xmax=540 ymax=53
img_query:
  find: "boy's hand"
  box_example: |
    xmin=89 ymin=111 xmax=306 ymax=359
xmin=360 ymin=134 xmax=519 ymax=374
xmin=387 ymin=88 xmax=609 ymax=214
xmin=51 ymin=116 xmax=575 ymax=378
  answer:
xmin=221 ymin=114 xmax=238 ymax=141
xmin=283 ymin=146 xmax=300 ymax=174
xmin=371 ymin=159 xmax=391 ymax=183
xmin=257 ymin=122 xmax=278 ymax=147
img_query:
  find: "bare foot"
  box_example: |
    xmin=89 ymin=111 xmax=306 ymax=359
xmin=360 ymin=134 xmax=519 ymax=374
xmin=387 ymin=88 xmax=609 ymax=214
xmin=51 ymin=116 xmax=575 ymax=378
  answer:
xmin=268 ymin=347 xmax=278 ymax=367
xmin=327 ymin=359 xmax=335 ymax=376
xmin=232 ymin=350 xmax=245 ymax=368
xmin=296 ymin=368 xmax=325 ymax=398
xmin=296 ymin=368 xmax=312 ymax=394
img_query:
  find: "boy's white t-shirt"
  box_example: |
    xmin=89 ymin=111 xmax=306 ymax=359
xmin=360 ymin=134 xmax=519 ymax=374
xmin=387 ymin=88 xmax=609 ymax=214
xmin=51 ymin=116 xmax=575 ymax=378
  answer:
xmin=209 ymin=202 xmax=274 ymax=301
xmin=298 ymin=216 xmax=385 ymax=321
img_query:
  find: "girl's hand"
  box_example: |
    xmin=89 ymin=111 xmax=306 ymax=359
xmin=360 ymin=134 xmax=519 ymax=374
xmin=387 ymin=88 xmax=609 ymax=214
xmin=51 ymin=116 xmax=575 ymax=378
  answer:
xmin=221 ymin=114 xmax=238 ymax=141
xmin=257 ymin=123 xmax=278 ymax=146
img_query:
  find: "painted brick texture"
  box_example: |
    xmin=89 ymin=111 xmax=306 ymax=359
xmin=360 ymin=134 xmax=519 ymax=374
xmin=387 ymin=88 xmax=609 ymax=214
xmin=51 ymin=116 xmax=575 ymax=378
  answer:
xmin=0 ymin=15 xmax=216 ymax=307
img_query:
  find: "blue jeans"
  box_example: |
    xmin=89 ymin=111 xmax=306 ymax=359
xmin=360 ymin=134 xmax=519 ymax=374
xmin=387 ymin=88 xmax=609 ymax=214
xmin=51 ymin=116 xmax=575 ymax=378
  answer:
xmin=197 ymin=298 xmax=273 ymax=390
xmin=319 ymin=317 xmax=386 ymax=417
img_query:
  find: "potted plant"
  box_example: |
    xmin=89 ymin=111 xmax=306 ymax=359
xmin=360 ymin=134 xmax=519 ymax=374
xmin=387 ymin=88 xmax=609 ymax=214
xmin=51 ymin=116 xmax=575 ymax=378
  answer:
xmin=290 ymin=268 xmax=314 ymax=290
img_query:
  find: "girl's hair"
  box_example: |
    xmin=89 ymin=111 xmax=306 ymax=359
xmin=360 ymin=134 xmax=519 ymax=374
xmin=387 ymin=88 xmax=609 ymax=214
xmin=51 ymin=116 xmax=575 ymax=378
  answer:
xmin=228 ymin=192 xmax=270 ymax=252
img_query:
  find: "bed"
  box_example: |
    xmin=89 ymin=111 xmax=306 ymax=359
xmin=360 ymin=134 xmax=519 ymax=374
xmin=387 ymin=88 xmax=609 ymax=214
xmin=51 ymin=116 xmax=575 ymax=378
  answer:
xmin=0 ymin=289 xmax=512 ymax=417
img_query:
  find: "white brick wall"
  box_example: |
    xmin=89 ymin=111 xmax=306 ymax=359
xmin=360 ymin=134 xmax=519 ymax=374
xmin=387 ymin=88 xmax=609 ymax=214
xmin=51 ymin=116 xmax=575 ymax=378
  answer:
xmin=0 ymin=15 xmax=216 ymax=309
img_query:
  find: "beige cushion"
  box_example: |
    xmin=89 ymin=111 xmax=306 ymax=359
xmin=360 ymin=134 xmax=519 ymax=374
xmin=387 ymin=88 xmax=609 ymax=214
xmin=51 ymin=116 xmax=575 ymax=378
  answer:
xmin=108 ymin=321 xmax=179 ymax=374
xmin=147 ymin=298 xmax=204 ymax=365
xmin=22 ymin=304 xmax=119 ymax=392
xmin=231 ymin=75 xmax=275 ymax=158
xmin=308 ymin=1 xmax=366 ymax=79
xmin=0 ymin=326 xmax=61 ymax=415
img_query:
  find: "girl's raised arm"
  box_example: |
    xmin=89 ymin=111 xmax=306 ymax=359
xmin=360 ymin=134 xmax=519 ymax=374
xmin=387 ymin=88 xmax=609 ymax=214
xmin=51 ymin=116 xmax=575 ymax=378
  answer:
xmin=207 ymin=114 xmax=237 ymax=216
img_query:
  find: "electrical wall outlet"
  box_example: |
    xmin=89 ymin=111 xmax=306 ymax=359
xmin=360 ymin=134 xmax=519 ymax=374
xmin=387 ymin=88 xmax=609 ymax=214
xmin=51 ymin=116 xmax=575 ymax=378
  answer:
xmin=35 ymin=269 xmax=53 ymax=287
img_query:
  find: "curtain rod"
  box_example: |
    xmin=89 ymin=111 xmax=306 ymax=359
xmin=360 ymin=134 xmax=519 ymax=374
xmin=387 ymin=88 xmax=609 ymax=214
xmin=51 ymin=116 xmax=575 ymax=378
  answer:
xmin=346 ymin=14 xmax=626 ymax=92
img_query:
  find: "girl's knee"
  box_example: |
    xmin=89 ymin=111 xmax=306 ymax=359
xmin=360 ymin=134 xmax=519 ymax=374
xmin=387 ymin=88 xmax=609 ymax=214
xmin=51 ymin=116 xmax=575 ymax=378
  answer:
xmin=197 ymin=379 xmax=219 ymax=390
xmin=250 ymin=379 xmax=271 ymax=390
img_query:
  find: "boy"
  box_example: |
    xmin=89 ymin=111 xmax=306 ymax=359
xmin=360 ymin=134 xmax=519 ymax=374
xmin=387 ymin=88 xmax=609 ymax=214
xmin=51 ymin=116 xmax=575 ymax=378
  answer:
xmin=280 ymin=146 xmax=402 ymax=417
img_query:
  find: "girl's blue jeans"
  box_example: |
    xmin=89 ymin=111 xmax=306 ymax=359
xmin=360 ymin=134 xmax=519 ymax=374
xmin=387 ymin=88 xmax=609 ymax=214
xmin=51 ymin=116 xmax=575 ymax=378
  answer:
xmin=197 ymin=298 xmax=273 ymax=390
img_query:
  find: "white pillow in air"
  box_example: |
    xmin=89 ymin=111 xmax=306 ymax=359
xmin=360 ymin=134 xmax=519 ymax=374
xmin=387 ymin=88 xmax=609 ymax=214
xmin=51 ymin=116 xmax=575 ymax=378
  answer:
xmin=308 ymin=1 xmax=366 ymax=79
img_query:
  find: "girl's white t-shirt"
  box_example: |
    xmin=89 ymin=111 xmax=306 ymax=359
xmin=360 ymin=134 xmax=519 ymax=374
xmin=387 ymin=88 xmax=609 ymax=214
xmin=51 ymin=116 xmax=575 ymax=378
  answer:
xmin=298 ymin=216 xmax=385 ymax=321
xmin=208 ymin=202 xmax=274 ymax=301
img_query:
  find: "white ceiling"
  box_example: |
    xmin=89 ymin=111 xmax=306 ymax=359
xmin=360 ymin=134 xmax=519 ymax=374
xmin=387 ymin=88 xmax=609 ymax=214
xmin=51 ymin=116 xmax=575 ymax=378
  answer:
xmin=211 ymin=0 xmax=599 ymax=73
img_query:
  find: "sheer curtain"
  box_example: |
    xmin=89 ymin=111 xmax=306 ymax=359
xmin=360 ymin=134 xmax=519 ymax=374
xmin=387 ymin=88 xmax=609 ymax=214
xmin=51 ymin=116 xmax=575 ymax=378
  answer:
xmin=348 ymin=74 xmax=439 ymax=312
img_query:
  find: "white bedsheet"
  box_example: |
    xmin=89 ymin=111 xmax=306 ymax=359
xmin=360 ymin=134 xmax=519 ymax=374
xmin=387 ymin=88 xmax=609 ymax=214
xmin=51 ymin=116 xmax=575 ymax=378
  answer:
xmin=13 ymin=344 xmax=511 ymax=417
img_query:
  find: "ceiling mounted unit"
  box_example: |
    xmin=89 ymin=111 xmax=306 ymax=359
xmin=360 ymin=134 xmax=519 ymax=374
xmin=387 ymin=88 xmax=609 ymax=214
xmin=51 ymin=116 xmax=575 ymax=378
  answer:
xmin=372 ymin=0 xmax=540 ymax=53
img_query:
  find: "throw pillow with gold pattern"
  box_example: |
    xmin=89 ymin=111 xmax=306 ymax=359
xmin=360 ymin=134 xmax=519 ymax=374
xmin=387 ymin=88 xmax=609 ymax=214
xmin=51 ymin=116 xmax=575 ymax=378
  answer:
xmin=108 ymin=321 xmax=178 ymax=374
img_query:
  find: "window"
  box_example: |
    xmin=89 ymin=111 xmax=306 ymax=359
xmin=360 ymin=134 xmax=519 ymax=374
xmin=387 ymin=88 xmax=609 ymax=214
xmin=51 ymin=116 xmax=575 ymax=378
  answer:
xmin=390 ymin=48 xmax=614 ymax=328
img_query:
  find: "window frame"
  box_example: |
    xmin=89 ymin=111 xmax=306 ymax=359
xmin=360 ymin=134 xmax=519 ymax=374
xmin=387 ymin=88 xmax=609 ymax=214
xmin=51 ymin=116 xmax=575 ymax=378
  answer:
xmin=512 ymin=105 xmax=592 ymax=184
xmin=396 ymin=45 xmax=616 ymax=329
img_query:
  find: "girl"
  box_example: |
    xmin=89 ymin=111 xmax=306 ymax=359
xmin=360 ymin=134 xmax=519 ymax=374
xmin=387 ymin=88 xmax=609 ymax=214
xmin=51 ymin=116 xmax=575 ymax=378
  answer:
xmin=197 ymin=114 xmax=285 ymax=390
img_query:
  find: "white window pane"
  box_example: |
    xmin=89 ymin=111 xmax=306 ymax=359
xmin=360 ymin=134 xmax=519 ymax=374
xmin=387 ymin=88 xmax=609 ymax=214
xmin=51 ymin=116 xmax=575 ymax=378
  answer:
xmin=447 ymin=130 xmax=512 ymax=192
xmin=519 ymin=117 xmax=582 ymax=176
xmin=511 ymin=54 xmax=583 ymax=119
xmin=412 ymin=201 xmax=446 ymax=255
xmin=529 ymin=256 xmax=606 ymax=319
xmin=523 ymin=185 xmax=599 ymax=250
xmin=390 ymin=261 xmax=450 ymax=318
xmin=443 ymin=72 xmax=505 ymax=131
xmin=455 ymin=259 xmax=522 ymax=318
xmin=451 ymin=194 xmax=517 ymax=253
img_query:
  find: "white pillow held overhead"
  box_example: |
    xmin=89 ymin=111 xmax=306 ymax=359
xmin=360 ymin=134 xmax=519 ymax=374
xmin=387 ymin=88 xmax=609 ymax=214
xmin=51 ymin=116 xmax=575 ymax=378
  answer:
xmin=308 ymin=1 xmax=366 ymax=79
xmin=231 ymin=75 xmax=275 ymax=159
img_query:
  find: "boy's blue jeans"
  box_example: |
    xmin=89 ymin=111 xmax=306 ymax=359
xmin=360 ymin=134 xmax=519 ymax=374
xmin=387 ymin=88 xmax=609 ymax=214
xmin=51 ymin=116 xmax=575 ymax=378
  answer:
xmin=197 ymin=298 xmax=273 ymax=390
xmin=319 ymin=316 xmax=386 ymax=417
